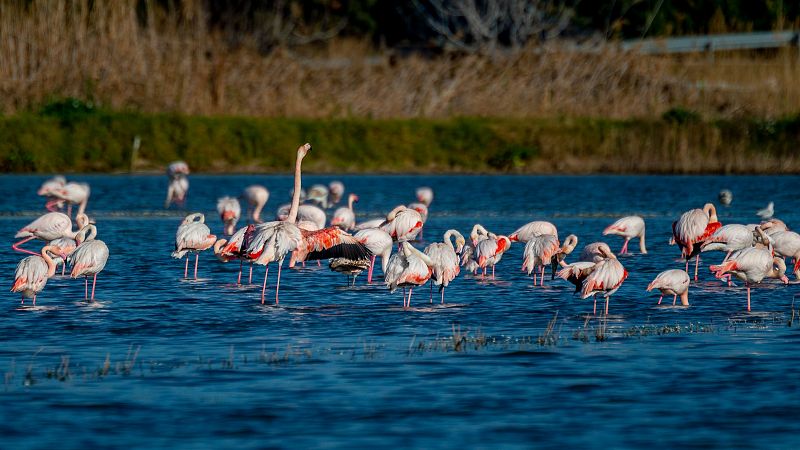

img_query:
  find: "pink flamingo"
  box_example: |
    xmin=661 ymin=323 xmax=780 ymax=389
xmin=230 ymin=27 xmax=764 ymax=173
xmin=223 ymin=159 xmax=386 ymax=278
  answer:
xmin=172 ymin=213 xmax=217 ymax=279
xmin=647 ymin=269 xmax=690 ymax=306
xmin=416 ymin=187 xmax=433 ymax=206
xmin=423 ymin=229 xmax=464 ymax=303
xmin=48 ymin=237 xmax=78 ymax=276
xmin=673 ymin=203 xmax=721 ymax=281
xmin=580 ymin=242 xmax=614 ymax=263
xmin=380 ymin=206 xmax=423 ymax=243
xmin=581 ymin=246 xmax=628 ymax=315
xmin=328 ymin=181 xmax=345 ymax=205
xmin=460 ymin=224 xmax=490 ymax=274
xmin=217 ymin=196 xmax=241 ymax=236
xmin=70 ymin=224 xmax=109 ymax=301
xmin=276 ymin=203 xmax=326 ymax=229
xmin=11 ymin=245 xmax=58 ymax=306
xmin=51 ymin=182 xmax=90 ymax=218
xmin=710 ymin=247 xmax=788 ymax=311
xmin=165 ymin=177 xmax=189 ymax=208
xmin=385 ymin=242 xmax=434 ymax=309
xmin=603 ymin=216 xmax=647 ymax=254
xmin=557 ymin=261 xmax=598 ymax=293
xmin=476 ymin=233 xmax=511 ymax=279
xmin=38 ymin=176 xmax=66 ymax=211
xmin=167 ymin=161 xmax=190 ymax=178
xmin=213 ymin=224 xmax=257 ymax=285
xmin=331 ymin=194 xmax=359 ymax=230
xmin=354 ymin=228 xmax=393 ymax=284
xmin=509 ymin=221 xmax=558 ymax=243
xmin=523 ymin=234 xmax=578 ymax=286
xmin=243 ymin=185 xmax=269 ymax=223
xmin=13 ymin=212 xmax=88 ymax=256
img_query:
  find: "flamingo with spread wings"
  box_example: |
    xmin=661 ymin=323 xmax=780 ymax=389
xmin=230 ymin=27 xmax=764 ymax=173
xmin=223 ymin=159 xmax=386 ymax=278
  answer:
xmin=672 ymin=203 xmax=721 ymax=280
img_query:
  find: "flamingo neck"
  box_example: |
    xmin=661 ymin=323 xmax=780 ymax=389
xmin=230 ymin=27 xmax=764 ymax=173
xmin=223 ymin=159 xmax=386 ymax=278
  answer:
xmin=639 ymin=229 xmax=647 ymax=254
xmin=252 ymin=201 xmax=264 ymax=223
xmin=348 ymin=195 xmax=355 ymax=211
xmin=213 ymin=239 xmax=227 ymax=255
xmin=40 ymin=245 xmax=57 ymax=278
xmin=443 ymin=230 xmax=455 ymax=250
xmin=287 ymin=152 xmax=305 ymax=224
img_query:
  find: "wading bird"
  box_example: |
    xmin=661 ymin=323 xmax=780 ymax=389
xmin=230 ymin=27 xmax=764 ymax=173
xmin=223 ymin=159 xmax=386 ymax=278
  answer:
xmin=385 ymin=242 xmax=434 ymax=309
xmin=710 ymin=247 xmax=788 ymax=311
xmin=647 ymin=269 xmax=690 ymax=306
xmin=13 ymin=213 xmax=88 ymax=256
xmin=603 ymin=216 xmax=647 ymax=254
xmin=243 ymin=185 xmax=269 ymax=223
xmin=331 ymin=194 xmax=359 ymax=230
xmin=70 ymin=224 xmax=110 ymax=301
xmin=672 ymin=203 xmax=721 ymax=281
xmin=172 ymin=213 xmax=217 ymax=279
xmin=217 ymin=196 xmax=241 ymax=236
xmin=509 ymin=221 xmax=558 ymax=243
xmin=11 ymin=245 xmax=58 ymax=306
xmin=355 ymin=228 xmax=393 ymax=284
xmin=581 ymin=246 xmax=628 ymax=315
xmin=424 ymin=230 xmax=464 ymax=303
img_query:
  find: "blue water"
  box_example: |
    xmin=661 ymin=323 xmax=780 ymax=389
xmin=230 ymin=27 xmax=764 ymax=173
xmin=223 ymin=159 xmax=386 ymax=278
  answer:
xmin=2 ymin=175 xmax=800 ymax=449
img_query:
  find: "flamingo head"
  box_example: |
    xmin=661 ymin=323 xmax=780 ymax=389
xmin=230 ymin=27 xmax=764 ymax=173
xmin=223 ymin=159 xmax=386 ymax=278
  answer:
xmin=297 ymin=143 xmax=311 ymax=158
xmin=455 ymin=236 xmax=466 ymax=254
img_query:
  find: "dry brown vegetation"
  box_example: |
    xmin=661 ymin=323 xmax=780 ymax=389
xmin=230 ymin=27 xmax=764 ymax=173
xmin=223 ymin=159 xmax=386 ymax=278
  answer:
xmin=1 ymin=0 xmax=799 ymax=119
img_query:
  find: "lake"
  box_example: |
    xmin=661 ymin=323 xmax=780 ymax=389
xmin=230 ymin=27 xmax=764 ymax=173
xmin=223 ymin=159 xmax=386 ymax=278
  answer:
xmin=2 ymin=174 xmax=800 ymax=449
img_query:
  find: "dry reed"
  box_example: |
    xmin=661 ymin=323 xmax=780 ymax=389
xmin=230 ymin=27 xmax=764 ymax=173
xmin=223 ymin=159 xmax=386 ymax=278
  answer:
xmin=1 ymin=1 xmax=799 ymax=119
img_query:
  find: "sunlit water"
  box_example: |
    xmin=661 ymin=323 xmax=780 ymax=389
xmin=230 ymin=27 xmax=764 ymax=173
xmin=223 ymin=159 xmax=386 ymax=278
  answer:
xmin=2 ymin=175 xmax=800 ymax=448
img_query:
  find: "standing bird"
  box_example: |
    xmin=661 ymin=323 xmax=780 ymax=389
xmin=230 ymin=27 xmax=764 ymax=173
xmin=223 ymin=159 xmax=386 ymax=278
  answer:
xmin=385 ymin=242 xmax=434 ymax=309
xmin=328 ymin=181 xmax=345 ymax=205
xmin=307 ymin=184 xmax=329 ymax=209
xmin=11 ymin=245 xmax=58 ymax=306
xmin=718 ymin=189 xmax=733 ymax=206
xmin=276 ymin=203 xmax=326 ymax=229
xmin=460 ymin=224 xmax=490 ymax=274
xmin=672 ymin=203 xmax=721 ymax=281
xmin=757 ymin=202 xmax=774 ymax=219
xmin=476 ymin=233 xmax=512 ymax=279
xmin=51 ymin=182 xmax=90 ymax=218
xmin=701 ymin=224 xmax=761 ymax=262
xmin=424 ymin=230 xmax=465 ymax=303
xmin=213 ymin=224 xmax=257 ymax=285
xmin=38 ymin=175 xmax=66 ymax=212
xmin=165 ymin=161 xmax=190 ymax=208
xmin=217 ymin=196 xmax=241 ymax=236
xmin=48 ymin=237 xmax=78 ymax=276
xmin=523 ymin=234 xmax=578 ymax=286
xmin=509 ymin=221 xmax=558 ymax=243
xmin=603 ymin=216 xmax=647 ymax=254
xmin=172 ymin=213 xmax=217 ymax=280
xmin=647 ymin=269 xmax=690 ymax=306
xmin=710 ymin=247 xmax=788 ymax=312
xmin=580 ymin=242 xmax=614 ymax=263
xmin=355 ymin=228 xmax=393 ymax=284
xmin=243 ymin=185 xmax=269 ymax=223
xmin=13 ymin=213 xmax=88 ymax=255
xmin=581 ymin=246 xmax=628 ymax=315
xmin=167 ymin=161 xmax=190 ymax=178
xmin=381 ymin=206 xmax=423 ymax=242
xmin=70 ymin=224 xmax=110 ymax=301
xmin=331 ymin=194 xmax=359 ymax=230
xmin=416 ymin=187 xmax=433 ymax=207
xmin=557 ymin=261 xmax=599 ymax=293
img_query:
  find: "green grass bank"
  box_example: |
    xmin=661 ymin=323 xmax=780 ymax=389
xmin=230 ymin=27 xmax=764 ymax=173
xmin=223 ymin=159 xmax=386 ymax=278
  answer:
xmin=2 ymin=103 xmax=799 ymax=174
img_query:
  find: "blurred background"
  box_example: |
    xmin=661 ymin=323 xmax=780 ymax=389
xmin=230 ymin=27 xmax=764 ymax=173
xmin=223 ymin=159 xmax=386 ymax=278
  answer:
xmin=1 ymin=0 xmax=799 ymax=173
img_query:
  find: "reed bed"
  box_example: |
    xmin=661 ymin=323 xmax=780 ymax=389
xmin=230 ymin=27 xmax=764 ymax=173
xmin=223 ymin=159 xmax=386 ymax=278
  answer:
xmin=1 ymin=1 xmax=799 ymax=120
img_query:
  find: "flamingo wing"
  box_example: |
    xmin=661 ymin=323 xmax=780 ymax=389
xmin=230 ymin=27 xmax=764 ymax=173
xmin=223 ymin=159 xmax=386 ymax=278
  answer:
xmin=297 ymin=227 xmax=371 ymax=262
xmin=581 ymin=258 xmax=627 ymax=299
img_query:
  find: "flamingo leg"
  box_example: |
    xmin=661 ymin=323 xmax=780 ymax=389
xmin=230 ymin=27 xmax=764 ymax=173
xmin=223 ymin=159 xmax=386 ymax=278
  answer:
xmin=367 ymin=255 xmax=376 ymax=284
xmin=260 ymin=266 xmax=269 ymax=304
xmin=317 ymin=260 xmax=321 ymax=267
xmin=249 ymin=264 xmax=253 ymax=284
xmin=492 ymin=265 xmax=495 ymax=280
xmin=593 ymin=297 xmax=597 ymax=315
xmin=441 ymin=287 xmax=445 ymax=304
xmin=84 ymin=277 xmax=88 ymax=299
xmin=407 ymin=288 xmax=413 ymax=309
xmin=746 ymin=285 xmax=751 ymax=312
xmin=184 ymin=256 xmax=189 ymax=279
xmin=685 ymin=259 xmax=689 ymax=273
xmin=429 ymin=281 xmax=433 ymax=303
xmin=275 ymin=260 xmax=282 ymax=305
xmin=12 ymin=236 xmax=38 ymax=256
xmin=67 ymin=203 xmax=72 ymax=218
xmin=32 ymin=294 xmax=36 ymax=306
xmin=621 ymin=239 xmax=629 ymax=255
xmin=605 ymin=297 xmax=609 ymax=315
xmin=694 ymin=255 xmax=700 ymax=281
xmin=61 ymin=263 xmax=66 ymax=276
xmin=541 ymin=267 xmax=545 ymax=286
xmin=194 ymin=253 xmax=199 ymax=280
xmin=237 ymin=260 xmax=243 ymax=285
xmin=657 ymin=295 xmax=663 ymax=305
xmin=91 ymin=274 xmax=97 ymax=300
xmin=672 ymin=294 xmax=677 ymax=306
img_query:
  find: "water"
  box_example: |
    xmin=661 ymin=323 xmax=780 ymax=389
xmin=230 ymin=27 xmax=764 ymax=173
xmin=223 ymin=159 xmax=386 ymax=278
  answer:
xmin=2 ymin=174 xmax=800 ymax=449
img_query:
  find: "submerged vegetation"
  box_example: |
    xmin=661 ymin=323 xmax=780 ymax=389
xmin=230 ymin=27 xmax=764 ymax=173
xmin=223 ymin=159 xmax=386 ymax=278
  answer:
xmin=3 ymin=104 xmax=800 ymax=174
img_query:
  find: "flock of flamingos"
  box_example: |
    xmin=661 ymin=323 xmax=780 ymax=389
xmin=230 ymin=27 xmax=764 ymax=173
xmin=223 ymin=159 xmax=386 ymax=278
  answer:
xmin=10 ymin=143 xmax=797 ymax=314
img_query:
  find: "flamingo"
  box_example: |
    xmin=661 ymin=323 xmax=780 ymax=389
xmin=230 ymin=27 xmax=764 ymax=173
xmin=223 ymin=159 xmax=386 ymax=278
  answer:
xmin=672 ymin=203 xmax=721 ymax=281
xmin=172 ymin=213 xmax=217 ymax=279
xmin=246 ymin=144 xmax=370 ymax=304
xmin=603 ymin=216 xmax=647 ymax=254
xmin=328 ymin=181 xmax=345 ymax=205
xmin=213 ymin=224 xmax=256 ymax=285
xmin=331 ymin=194 xmax=359 ymax=230
xmin=460 ymin=224 xmax=490 ymax=274
xmin=38 ymin=176 xmax=66 ymax=212
xmin=307 ymin=184 xmax=329 ymax=208
xmin=581 ymin=245 xmax=628 ymax=315
xmin=647 ymin=269 xmax=690 ymax=306
xmin=509 ymin=221 xmax=558 ymax=243
xmin=51 ymin=182 xmax=90 ymax=218
xmin=11 ymin=245 xmax=58 ymax=306
xmin=70 ymin=224 xmax=109 ymax=301
xmin=217 ymin=196 xmax=241 ymax=236
xmin=329 ymin=257 xmax=371 ymax=286
xmin=710 ymin=247 xmax=788 ymax=311
xmin=13 ymin=212 xmax=89 ymax=256
xmin=165 ymin=177 xmax=189 ymax=208
xmin=759 ymin=218 xmax=788 ymax=236
xmin=476 ymin=233 xmax=511 ymax=279
xmin=718 ymin=189 xmax=733 ymax=206
xmin=48 ymin=236 xmax=78 ymax=276
xmin=700 ymin=224 xmax=761 ymax=262
xmin=354 ymin=218 xmax=387 ymax=231
xmin=423 ymin=230 xmax=465 ymax=303
xmin=385 ymin=242 xmax=434 ymax=309
xmin=243 ymin=185 xmax=269 ymax=223
xmin=416 ymin=187 xmax=433 ymax=206
xmin=580 ymin=242 xmax=614 ymax=263
xmin=557 ymin=261 xmax=598 ymax=293
xmin=276 ymin=203 xmax=326 ymax=229
xmin=767 ymin=231 xmax=800 ymax=277
xmin=380 ymin=206 xmax=423 ymax=243
xmin=354 ymin=228 xmax=393 ymax=284
xmin=522 ymin=234 xmax=578 ymax=285
xmin=167 ymin=161 xmax=190 ymax=178
xmin=757 ymin=202 xmax=774 ymax=219
xmin=406 ymin=202 xmax=429 ymax=240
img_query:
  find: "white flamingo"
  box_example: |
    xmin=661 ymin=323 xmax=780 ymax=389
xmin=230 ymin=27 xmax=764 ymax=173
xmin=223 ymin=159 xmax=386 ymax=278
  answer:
xmin=243 ymin=185 xmax=269 ymax=223
xmin=172 ymin=213 xmax=217 ymax=279
xmin=328 ymin=181 xmax=345 ymax=205
xmin=424 ymin=230 xmax=465 ymax=303
xmin=50 ymin=182 xmax=90 ymax=218
xmin=331 ymin=194 xmax=359 ymax=230
xmin=14 ymin=212 xmax=88 ymax=255
xmin=416 ymin=187 xmax=433 ymax=206
xmin=385 ymin=242 xmax=434 ymax=309
xmin=380 ymin=206 xmax=423 ymax=242
xmin=710 ymin=247 xmax=788 ymax=311
xmin=38 ymin=175 xmax=66 ymax=212
xmin=523 ymin=234 xmax=578 ymax=286
xmin=603 ymin=216 xmax=647 ymax=254
xmin=509 ymin=221 xmax=558 ymax=243
xmin=460 ymin=224 xmax=490 ymax=274
xmin=647 ymin=269 xmax=690 ymax=306
xmin=217 ymin=196 xmax=241 ymax=236
xmin=70 ymin=224 xmax=110 ymax=301
xmin=672 ymin=203 xmax=721 ymax=280
xmin=11 ymin=245 xmax=58 ymax=306
xmin=354 ymin=228 xmax=393 ymax=284
xmin=476 ymin=233 xmax=511 ymax=279
xmin=165 ymin=177 xmax=189 ymax=208
xmin=581 ymin=246 xmax=628 ymax=315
